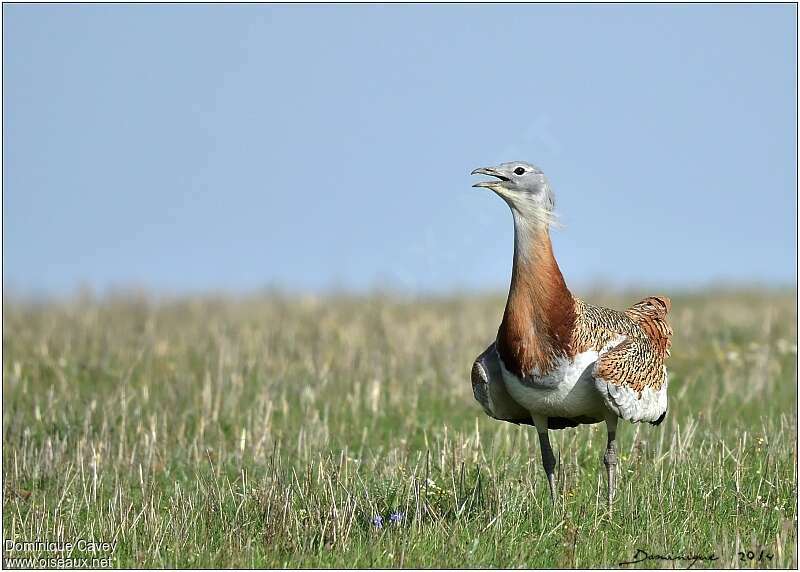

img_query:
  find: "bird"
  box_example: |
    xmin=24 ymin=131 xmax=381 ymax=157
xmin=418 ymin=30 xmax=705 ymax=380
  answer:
xmin=469 ymin=161 xmax=672 ymax=505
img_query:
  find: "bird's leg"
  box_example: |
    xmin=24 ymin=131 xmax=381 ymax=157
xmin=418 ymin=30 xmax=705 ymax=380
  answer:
xmin=603 ymin=416 xmax=619 ymax=507
xmin=532 ymin=415 xmax=557 ymax=502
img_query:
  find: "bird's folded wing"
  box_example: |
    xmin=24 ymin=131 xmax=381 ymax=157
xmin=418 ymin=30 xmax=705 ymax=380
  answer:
xmin=471 ymin=343 xmax=533 ymax=424
xmin=592 ymin=337 xmax=668 ymax=424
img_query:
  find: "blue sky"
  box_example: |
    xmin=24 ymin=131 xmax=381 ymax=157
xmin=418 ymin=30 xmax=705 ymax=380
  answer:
xmin=4 ymin=4 xmax=796 ymax=296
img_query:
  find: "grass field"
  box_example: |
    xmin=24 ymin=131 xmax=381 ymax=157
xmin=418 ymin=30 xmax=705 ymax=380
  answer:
xmin=2 ymin=288 xmax=797 ymax=568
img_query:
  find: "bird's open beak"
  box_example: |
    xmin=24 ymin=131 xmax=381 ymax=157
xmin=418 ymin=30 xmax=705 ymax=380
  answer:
xmin=471 ymin=167 xmax=510 ymax=188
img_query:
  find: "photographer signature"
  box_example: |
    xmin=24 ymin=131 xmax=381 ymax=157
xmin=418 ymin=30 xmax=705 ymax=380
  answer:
xmin=619 ymin=548 xmax=719 ymax=569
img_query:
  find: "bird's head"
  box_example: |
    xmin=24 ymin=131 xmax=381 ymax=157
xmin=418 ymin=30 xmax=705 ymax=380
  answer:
xmin=471 ymin=161 xmax=556 ymax=226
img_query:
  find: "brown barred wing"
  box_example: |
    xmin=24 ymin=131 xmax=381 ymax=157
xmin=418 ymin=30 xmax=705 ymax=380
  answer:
xmin=592 ymin=337 xmax=668 ymax=424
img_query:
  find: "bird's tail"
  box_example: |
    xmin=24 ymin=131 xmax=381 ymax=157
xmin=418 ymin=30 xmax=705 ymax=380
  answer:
xmin=625 ymin=295 xmax=673 ymax=356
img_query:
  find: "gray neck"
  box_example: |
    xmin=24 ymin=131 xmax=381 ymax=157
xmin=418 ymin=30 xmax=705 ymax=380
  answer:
xmin=511 ymin=209 xmax=549 ymax=265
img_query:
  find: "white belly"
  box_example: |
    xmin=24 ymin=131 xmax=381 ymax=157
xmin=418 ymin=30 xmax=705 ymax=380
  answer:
xmin=500 ymin=350 xmax=606 ymax=419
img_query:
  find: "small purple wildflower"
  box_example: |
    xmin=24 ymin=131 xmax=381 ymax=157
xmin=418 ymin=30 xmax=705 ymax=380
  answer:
xmin=389 ymin=511 xmax=404 ymax=525
xmin=371 ymin=514 xmax=383 ymax=529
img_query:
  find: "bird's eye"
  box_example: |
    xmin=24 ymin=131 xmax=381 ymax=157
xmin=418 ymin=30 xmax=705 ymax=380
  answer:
xmin=514 ymin=167 xmax=525 ymax=175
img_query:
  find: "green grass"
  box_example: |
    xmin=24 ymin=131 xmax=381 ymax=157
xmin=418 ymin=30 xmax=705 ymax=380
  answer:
xmin=3 ymin=289 xmax=797 ymax=568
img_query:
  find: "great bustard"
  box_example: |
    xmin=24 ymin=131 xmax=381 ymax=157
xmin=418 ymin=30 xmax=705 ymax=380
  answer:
xmin=469 ymin=161 xmax=672 ymax=504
